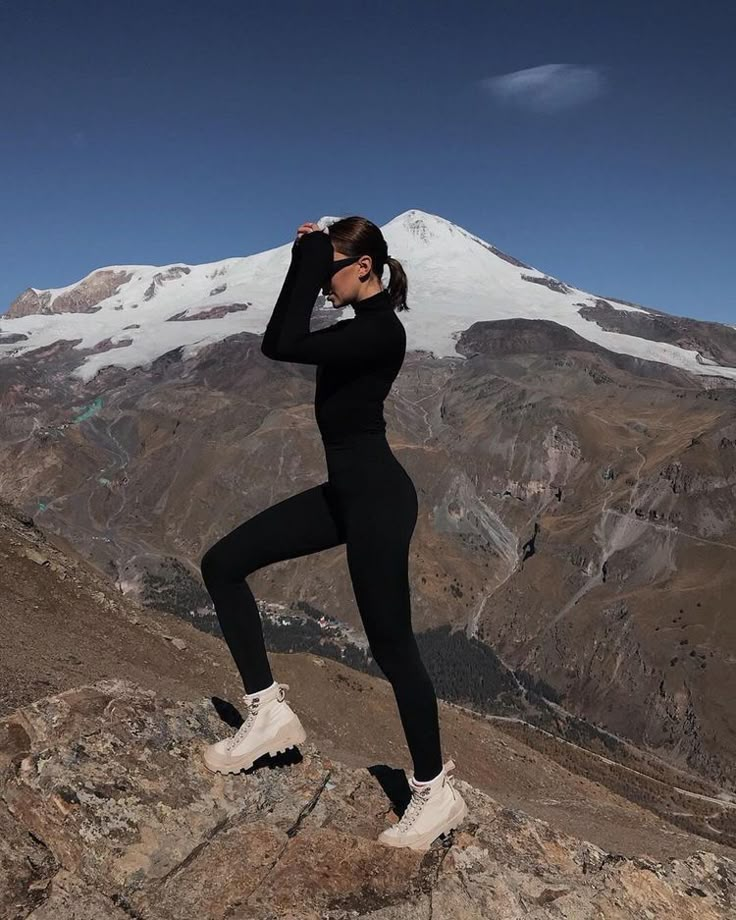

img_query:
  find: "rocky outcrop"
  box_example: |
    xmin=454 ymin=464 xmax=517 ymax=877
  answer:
xmin=89 ymin=337 xmax=134 ymax=353
xmin=142 ymin=267 xmax=192 ymax=302
xmin=7 ymin=271 xmax=133 ymax=318
xmin=166 ymin=303 xmax=250 ymax=321
xmin=522 ymin=274 xmax=572 ymax=295
xmin=577 ymin=299 xmax=736 ymax=368
xmin=0 ymin=332 xmax=28 ymax=344
xmin=1 ymin=680 xmax=733 ymax=919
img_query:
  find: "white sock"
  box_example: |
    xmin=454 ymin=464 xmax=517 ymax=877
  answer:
xmin=414 ymin=767 xmax=443 ymax=785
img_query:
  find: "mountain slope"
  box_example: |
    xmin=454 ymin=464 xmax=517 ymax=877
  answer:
xmin=1 ymin=301 xmax=735 ymax=793
xmin=2 ymin=493 xmax=735 ymax=871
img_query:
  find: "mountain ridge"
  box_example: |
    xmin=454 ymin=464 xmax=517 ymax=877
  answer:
xmin=2 ymin=208 xmax=735 ymax=384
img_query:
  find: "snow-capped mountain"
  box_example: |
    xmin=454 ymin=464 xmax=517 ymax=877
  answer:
xmin=1 ymin=208 xmax=735 ymax=383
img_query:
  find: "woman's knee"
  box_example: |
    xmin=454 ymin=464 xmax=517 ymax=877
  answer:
xmin=200 ymin=542 xmax=240 ymax=588
xmin=368 ymin=629 xmax=416 ymax=674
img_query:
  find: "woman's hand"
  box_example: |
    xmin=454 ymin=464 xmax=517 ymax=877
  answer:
xmin=295 ymin=221 xmax=321 ymax=243
xmin=291 ymin=221 xmax=333 ymax=284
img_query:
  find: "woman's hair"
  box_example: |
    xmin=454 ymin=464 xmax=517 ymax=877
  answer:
xmin=326 ymin=216 xmax=409 ymax=312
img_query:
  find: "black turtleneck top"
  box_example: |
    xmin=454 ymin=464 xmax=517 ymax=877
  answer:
xmin=261 ymin=230 xmax=406 ymax=446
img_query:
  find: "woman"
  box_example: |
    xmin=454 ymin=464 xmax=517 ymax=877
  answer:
xmin=200 ymin=216 xmax=467 ymax=850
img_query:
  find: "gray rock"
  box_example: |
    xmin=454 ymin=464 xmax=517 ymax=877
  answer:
xmin=1 ymin=680 xmax=733 ymax=918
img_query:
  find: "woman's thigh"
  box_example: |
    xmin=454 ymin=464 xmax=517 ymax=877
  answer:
xmin=202 ymin=481 xmax=346 ymax=579
xmin=342 ymin=485 xmax=418 ymax=645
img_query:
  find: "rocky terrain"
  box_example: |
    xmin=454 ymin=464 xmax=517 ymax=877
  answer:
xmin=2 ymin=678 xmax=735 ymax=920
xmin=0 ymin=680 xmax=736 ymax=920
xmin=2 ymin=495 xmax=736 ymax=917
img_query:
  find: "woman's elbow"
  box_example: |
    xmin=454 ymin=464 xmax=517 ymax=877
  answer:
xmin=260 ymin=339 xmax=277 ymax=359
xmin=261 ymin=341 xmax=292 ymax=362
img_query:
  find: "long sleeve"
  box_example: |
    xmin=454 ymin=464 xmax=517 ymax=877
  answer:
xmin=261 ymin=230 xmax=333 ymax=363
xmin=260 ymin=230 xmax=398 ymax=367
xmin=271 ymin=311 xmax=406 ymax=367
xmin=260 ymin=238 xmax=305 ymax=359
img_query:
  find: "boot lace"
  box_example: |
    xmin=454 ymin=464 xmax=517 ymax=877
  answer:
xmin=395 ymin=760 xmax=457 ymax=831
xmin=396 ymin=784 xmax=433 ymax=830
xmin=225 ymin=682 xmax=289 ymax=752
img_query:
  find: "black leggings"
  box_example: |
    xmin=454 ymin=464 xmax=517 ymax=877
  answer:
xmin=200 ymin=439 xmax=443 ymax=782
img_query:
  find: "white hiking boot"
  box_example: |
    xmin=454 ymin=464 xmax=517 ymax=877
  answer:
xmin=202 ymin=681 xmax=306 ymax=774
xmin=377 ymin=758 xmax=468 ymax=851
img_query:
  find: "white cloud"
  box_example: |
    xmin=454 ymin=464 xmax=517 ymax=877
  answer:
xmin=480 ymin=64 xmax=605 ymax=113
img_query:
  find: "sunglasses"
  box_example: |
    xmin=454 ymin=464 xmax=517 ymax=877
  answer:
xmin=321 ymin=256 xmax=361 ymax=294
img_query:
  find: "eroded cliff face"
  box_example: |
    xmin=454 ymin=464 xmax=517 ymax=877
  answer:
xmin=7 ymin=271 xmax=135 ymax=318
xmin=476 ymin=405 xmax=736 ymax=789
xmin=1 ymin=680 xmax=734 ymax=920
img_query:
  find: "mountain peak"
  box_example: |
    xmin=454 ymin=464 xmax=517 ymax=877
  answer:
xmin=316 ymin=209 xmax=452 ymax=236
xmin=386 ymin=208 xmax=458 ymax=239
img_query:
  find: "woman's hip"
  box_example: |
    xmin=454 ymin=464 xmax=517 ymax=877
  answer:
xmin=328 ymin=459 xmax=418 ymax=530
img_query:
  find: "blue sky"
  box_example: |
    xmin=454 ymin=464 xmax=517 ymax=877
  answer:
xmin=1 ymin=0 xmax=734 ymax=323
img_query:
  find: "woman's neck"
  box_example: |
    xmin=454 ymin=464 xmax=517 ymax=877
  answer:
xmin=352 ymin=288 xmax=392 ymax=313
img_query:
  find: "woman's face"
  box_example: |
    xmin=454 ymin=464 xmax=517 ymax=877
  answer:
xmin=325 ymin=249 xmax=357 ymax=308
xmin=325 ymin=249 xmax=376 ymax=308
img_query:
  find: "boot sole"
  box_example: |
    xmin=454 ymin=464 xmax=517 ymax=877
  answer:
xmin=379 ymin=794 xmax=468 ymax=851
xmin=203 ymin=721 xmax=307 ymax=774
